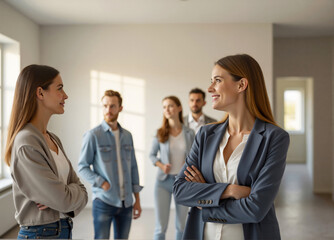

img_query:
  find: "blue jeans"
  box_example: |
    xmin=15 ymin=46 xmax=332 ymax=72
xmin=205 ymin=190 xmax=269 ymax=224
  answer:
xmin=154 ymin=175 xmax=188 ymax=240
xmin=17 ymin=218 xmax=73 ymax=239
xmin=93 ymin=198 xmax=133 ymax=239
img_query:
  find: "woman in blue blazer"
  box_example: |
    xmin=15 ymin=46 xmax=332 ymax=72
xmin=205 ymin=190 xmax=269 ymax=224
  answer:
xmin=150 ymin=96 xmax=195 ymax=240
xmin=173 ymin=54 xmax=290 ymax=240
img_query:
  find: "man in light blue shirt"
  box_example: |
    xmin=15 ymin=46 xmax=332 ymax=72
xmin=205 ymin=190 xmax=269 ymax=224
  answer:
xmin=78 ymin=90 xmax=143 ymax=239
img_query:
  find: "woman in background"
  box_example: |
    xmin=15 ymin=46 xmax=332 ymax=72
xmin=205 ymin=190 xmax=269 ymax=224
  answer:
xmin=4 ymin=64 xmax=87 ymax=239
xmin=173 ymin=54 xmax=290 ymax=240
xmin=150 ymin=96 xmax=195 ymax=240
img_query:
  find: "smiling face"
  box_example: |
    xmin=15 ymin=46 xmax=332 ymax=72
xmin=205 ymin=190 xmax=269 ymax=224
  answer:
xmin=102 ymin=96 xmax=123 ymax=124
xmin=40 ymin=74 xmax=68 ymax=115
xmin=162 ymin=98 xmax=182 ymax=121
xmin=208 ymin=64 xmax=242 ymax=112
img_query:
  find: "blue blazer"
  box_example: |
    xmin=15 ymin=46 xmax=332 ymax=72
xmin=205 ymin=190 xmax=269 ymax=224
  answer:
xmin=173 ymin=118 xmax=289 ymax=240
xmin=149 ymin=126 xmax=195 ymax=181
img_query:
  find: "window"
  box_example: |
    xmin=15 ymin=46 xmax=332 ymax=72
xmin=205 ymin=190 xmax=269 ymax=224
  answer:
xmin=0 ymin=34 xmax=20 ymax=181
xmin=284 ymin=89 xmax=304 ymax=133
xmin=0 ymin=45 xmax=2 ymax=177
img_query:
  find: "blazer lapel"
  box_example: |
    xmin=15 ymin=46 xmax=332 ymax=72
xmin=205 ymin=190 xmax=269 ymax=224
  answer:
xmin=237 ymin=118 xmax=265 ymax=185
xmin=202 ymin=120 xmax=228 ymax=183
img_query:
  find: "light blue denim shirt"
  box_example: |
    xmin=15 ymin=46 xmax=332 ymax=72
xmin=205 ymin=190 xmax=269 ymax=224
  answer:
xmin=78 ymin=120 xmax=143 ymax=208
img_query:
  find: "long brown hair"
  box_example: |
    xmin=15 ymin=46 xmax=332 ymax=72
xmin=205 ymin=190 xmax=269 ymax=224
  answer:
xmin=157 ymin=96 xmax=183 ymax=143
xmin=4 ymin=65 xmax=59 ymax=166
xmin=215 ymin=54 xmax=276 ymax=126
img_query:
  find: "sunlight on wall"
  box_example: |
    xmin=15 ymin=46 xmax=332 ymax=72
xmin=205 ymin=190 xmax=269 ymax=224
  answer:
xmin=90 ymin=70 xmax=146 ymax=184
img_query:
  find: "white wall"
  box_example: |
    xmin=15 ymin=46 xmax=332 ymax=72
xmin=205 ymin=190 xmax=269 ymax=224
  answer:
xmin=0 ymin=1 xmax=40 ymax=235
xmin=275 ymin=77 xmax=308 ymax=163
xmin=274 ymin=37 xmax=333 ymax=194
xmin=41 ymin=23 xmax=273 ymax=208
xmin=0 ymin=1 xmax=40 ymax=67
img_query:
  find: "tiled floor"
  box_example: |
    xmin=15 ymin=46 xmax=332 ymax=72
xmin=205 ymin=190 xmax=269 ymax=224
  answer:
xmin=2 ymin=164 xmax=334 ymax=239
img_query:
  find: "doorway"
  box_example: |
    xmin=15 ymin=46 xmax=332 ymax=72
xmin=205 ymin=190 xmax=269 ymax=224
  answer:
xmin=275 ymin=77 xmax=314 ymax=176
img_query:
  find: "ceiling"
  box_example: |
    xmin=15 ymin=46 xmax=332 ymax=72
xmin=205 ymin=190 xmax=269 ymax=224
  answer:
xmin=5 ymin=0 xmax=334 ymax=37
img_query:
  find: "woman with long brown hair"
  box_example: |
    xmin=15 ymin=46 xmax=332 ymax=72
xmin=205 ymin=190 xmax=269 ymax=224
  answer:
xmin=173 ymin=54 xmax=290 ymax=240
xmin=5 ymin=65 xmax=87 ymax=239
xmin=149 ymin=96 xmax=195 ymax=240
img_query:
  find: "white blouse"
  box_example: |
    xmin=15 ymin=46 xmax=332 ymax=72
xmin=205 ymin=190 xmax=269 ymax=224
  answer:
xmin=204 ymin=130 xmax=249 ymax=240
xmin=169 ymin=130 xmax=186 ymax=175
xmin=50 ymin=142 xmax=70 ymax=218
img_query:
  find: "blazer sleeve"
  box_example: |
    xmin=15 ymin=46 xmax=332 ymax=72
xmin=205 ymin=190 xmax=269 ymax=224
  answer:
xmin=149 ymin=136 xmax=161 ymax=166
xmin=201 ymin=131 xmax=290 ymax=223
xmin=173 ymin=127 xmax=230 ymax=208
xmin=12 ymin=145 xmax=88 ymax=214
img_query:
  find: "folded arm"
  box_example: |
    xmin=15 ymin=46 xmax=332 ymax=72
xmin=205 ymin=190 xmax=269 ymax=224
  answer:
xmin=201 ymin=131 xmax=290 ymax=223
xmin=173 ymin=130 xmax=229 ymax=208
xmin=13 ymin=146 xmax=87 ymax=214
xmin=174 ymin=128 xmax=289 ymax=224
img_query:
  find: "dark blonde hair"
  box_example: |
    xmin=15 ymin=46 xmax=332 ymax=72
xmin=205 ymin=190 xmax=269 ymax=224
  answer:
xmin=102 ymin=90 xmax=122 ymax=106
xmin=157 ymin=96 xmax=183 ymax=143
xmin=215 ymin=54 xmax=276 ymax=126
xmin=5 ymin=65 xmax=59 ymax=166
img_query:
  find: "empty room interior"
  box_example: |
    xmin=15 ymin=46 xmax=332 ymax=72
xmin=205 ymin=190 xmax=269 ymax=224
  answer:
xmin=0 ymin=0 xmax=334 ymax=239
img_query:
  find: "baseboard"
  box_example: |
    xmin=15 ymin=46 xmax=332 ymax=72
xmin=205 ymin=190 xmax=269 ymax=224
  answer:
xmin=0 ymin=188 xmax=17 ymax=236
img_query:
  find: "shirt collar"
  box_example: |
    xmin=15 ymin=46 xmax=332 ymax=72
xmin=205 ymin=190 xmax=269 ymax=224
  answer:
xmin=101 ymin=120 xmax=122 ymax=133
xmin=188 ymin=113 xmax=205 ymax=123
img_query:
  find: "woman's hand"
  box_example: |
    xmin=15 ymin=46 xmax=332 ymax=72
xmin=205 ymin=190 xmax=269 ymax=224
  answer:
xmin=221 ymin=184 xmax=251 ymax=200
xmin=162 ymin=163 xmax=171 ymax=174
xmin=184 ymin=165 xmax=206 ymax=183
xmin=36 ymin=203 xmax=49 ymax=210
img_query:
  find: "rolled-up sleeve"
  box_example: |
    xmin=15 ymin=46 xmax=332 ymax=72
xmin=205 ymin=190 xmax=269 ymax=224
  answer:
xmin=130 ymin=136 xmax=143 ymax=193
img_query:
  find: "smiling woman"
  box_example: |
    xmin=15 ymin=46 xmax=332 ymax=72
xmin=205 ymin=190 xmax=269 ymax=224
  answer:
xmin=149 ymin=95 xmax=195 ymax=240
xmin=173 ymin=54 xmax=290 ymax=240
xmin=4 ymin=65 xmax=87 ymax=239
